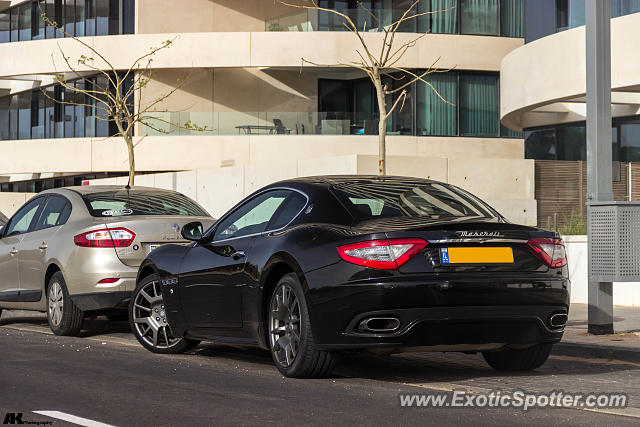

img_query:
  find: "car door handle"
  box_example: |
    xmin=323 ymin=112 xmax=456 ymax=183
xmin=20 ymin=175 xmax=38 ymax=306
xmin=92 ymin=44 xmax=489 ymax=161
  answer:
xmin=10 ymin=248 xmax=18 ymax=255
xmin=231 ymin=250 xmax=246 ymax=260
xmin=39 ymin=243 xmax=48 ymax=250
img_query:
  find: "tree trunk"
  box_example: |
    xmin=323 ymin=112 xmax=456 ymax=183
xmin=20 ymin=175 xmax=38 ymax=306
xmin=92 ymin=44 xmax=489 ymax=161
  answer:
xmin=126 ymin=135 xmax=135 ymax=187
xmin=373 ymin=72 xmax=387 ymax=176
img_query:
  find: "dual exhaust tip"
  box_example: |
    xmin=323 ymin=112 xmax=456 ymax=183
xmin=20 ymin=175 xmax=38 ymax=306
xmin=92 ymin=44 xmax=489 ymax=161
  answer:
xmin=358 ymin=317 xmax=401 ymax=333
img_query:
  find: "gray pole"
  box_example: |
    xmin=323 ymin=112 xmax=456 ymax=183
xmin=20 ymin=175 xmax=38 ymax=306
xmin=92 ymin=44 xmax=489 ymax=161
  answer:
xmin=586 ymin=0 xmax=614 ymax=335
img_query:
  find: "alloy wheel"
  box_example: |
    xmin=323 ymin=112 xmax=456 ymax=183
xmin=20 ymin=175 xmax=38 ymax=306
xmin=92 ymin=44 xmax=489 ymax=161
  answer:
xmin=132 ymin=280 xmax=180 ymax=349
xmin=269 ymin=283 xmax=301 ymax=367
xmin=48 ymin=281 xmax=63 ymax=327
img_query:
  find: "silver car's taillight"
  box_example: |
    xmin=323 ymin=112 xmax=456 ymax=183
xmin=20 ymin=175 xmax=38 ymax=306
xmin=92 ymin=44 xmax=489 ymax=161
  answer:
xmin=74 ymin=227 xmax=135 ymax=248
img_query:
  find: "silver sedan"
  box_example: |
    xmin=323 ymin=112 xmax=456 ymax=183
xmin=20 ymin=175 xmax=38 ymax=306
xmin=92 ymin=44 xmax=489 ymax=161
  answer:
xmin=0 ymin=186 xmax=214 ymax=335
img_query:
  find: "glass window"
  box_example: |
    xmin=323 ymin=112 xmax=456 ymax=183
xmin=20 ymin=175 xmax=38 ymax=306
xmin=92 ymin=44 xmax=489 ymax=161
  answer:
xmin=612 ymin=0 xmax=640 ymax=17
xmin=0 ymin=96 xmax=9 ymax=140
xmin=459 ymin=73 xmax=499 ymax=136
xmin=557 ymin=125 xmax=586 ymax=160
xmin=213 ymin=190 xmax=290 ymax=241
xmin=31 ymin=91 xmax=45 ymax=139
xmin=76 ymin=0 xmax=86 ymax=36
xmin=54 ymin=86 xmax=64 ymax=138
xmin=500 ymin=0 xmax=523 ymax=37
xmin=9 ymin=7 xmax=18 ymax=41
xmin=525 ymin=128 xmax=557 ymax=160
xmin=34 ymin=196 xmax=70 ymax=230
xmin=44 ymin=0 xmax=55 ymax=39
xmin=32 ymin=0 xmax=45 ymax=40
xmin=74 ymin=80 xmax=85 ymax=137
xmin=4 ymin=197 xmax=43 ymax=237
xmin=0 ymin=210 xmax=8 ymax=227
xmin=268 ymin=192 xmax=307 ymax=230
xmin=108 ymin=0 xmax=118 ymax=34
xmin=416 ymin=71 xmax=457 ymax=136
xmin=331 ymin=180 xmax=497 ymax=220
xmin=619 ymin=120 xmax=640 ymax=161
xmin=81 ymin=190 xmax=209 ymax=217
xmin=0 ymin=10 xmax=10 ymax=43
xmin=44 ymin=85 xmax=54 ymax=138
xmin=9 ymin=95 xmax=18 ymax=140
xmin=461 ymin=0 xmax=499 ymax=35
xmin=18 ymin=2 xmax=31 ymax=41
xmin=18 ymin=92 xmax=31 ymax=139
xmin=85 ymin=0 xmax=95 ymax=36
xmin=95 ymin=0 xmax=108 ymax=35
xmin=64 ymin=87 xmax=74 ymax=138
xmin=430 ymin=0 xmax=458 ymax=34
xmin=556 ymin=0 xmax=584 ymax=32
xmin=95 ymin=75 xmax=109 ymax=136
xmin=54 ymin=0 xmax=64 ymax=38
xmin=63 ymin=0 xmax=74 ymax=35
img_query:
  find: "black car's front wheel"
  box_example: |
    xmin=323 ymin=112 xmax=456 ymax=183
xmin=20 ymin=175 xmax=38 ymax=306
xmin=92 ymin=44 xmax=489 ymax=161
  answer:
xmin=482 ymin=343 xmax=553 ymax=371
xmin=129 ymin=274 xmax=200 ymax=354
xmin=268 ymin=273 xmax=336 ymax=378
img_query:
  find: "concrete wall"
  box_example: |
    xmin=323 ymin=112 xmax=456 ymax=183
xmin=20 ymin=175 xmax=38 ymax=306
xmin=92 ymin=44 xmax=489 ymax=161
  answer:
xmin=501 ymin=12 xmax=640 ymax=130
xmin=564 ymin=235 xmax=640 ymax=307
xmin=0 ymin=192 xmax=31 ymax=217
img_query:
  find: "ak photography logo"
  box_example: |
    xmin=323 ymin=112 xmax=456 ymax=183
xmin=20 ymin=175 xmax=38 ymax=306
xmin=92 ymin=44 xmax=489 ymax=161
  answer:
xmin=3 ymin=413 xmax=53 ymax=426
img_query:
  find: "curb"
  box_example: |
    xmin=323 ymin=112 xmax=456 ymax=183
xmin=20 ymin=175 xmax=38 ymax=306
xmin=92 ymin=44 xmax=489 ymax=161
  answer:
xmin=554 ymin=341 xmax=640 ymax=364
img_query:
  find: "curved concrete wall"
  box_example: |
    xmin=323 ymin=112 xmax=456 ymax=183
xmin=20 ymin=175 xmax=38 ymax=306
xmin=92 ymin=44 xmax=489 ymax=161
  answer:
xmin=500 ymin=13 xmax=640 ymax=130
xmin=0 ymin=32 xmax=521 ymax=79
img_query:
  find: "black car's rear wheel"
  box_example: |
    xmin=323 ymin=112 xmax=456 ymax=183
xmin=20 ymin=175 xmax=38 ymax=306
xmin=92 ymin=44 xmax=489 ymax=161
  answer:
xmin=268 ymin=273 xmax=336 ymax=378
xmin=483 ymin=343 xmax=553 ymax=371
xmin=130 ymin=274 xmax=200 ymax=354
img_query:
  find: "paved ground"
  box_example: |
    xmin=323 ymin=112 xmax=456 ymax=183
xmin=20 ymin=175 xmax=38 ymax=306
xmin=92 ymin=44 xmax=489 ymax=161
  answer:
xmin=1 ymin=309 xmax=640 ymax=426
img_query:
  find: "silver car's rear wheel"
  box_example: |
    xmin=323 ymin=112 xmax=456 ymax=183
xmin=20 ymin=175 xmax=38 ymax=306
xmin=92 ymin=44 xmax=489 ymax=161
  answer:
xmin=48 ymin=281 xmax=64 ymax=327
xmin=129 ymin=274 xmax=200 ymax=354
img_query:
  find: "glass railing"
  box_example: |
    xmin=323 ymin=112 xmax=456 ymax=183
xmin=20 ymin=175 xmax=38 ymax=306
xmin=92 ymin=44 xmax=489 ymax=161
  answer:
xmin=140 ymin=111 xmax=408 ymax=136
xmin=265 ymin=8 xmax=429 ymax=33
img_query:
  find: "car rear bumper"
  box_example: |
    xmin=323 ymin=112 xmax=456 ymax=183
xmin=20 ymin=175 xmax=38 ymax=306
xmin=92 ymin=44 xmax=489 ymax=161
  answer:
xmin=304 ymin=271 xmax=569 ymax=350
xmin=70 ymin=291 xmax=131 ymax=311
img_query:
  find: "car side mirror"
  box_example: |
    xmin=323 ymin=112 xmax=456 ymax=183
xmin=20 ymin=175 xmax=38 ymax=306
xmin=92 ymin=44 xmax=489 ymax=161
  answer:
xmin=181 ymin=221 xmax=204 ymax=242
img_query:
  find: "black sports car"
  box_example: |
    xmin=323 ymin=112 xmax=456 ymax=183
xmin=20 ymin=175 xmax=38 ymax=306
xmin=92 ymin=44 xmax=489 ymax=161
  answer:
xmin=130 ymin=176 xmax=569 ymax=378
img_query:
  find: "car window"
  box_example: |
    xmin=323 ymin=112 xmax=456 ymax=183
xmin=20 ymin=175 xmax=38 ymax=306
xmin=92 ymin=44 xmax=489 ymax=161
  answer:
xmin=81 ymin=190 xmax=209 ymax=217
xmin=213 ymin=190 xmax=290 ymax=241
xmin=331 ymin=181 xmax=497 ymax=220
xmin=4 ymin=198 xmax=43 ymax=237
xmin=267 ymin=192 xmax=307 ymax=230
xmin=0 ymin=211 xmax=7 ymax=227
xmin=34 ymin=196 xmax=71 ymax=231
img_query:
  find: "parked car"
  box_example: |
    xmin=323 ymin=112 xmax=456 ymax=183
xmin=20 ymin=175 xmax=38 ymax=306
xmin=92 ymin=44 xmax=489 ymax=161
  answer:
xmin=0 ymin=186 xmax=214 ymax=335
xmin=131 ymin=176 xmax=569 ymax=378
xmin=0 ymin=210 xmax=7 ymax=231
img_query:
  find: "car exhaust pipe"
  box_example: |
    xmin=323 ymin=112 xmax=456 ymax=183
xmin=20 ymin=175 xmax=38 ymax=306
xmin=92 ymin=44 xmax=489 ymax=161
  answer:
xmin=358 ymin=317 xmax=401 ymax=333
xmin=549 ymin=313 xmax=568 ymax=328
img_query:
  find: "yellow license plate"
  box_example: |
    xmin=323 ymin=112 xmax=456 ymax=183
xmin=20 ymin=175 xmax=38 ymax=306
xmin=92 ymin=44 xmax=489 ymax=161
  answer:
xmin=440 ymin=247 xmax=514 ymax=264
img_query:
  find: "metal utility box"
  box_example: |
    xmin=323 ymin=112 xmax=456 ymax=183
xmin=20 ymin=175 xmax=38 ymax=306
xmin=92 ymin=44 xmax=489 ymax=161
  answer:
xmin=588 ymin=201 xmax=640 ymax=282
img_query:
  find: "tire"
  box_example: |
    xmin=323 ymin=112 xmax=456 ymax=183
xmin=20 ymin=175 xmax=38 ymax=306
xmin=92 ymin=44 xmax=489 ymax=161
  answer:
xmin=483 ymin=343 xmax=553 ymax=371
xmin=268 ymin=273 xmax=336 ymax=378
xmin=129 ymin=274 xmax=200 ymax=354
xmin=47 ymin=272 xmax=84 ymax=336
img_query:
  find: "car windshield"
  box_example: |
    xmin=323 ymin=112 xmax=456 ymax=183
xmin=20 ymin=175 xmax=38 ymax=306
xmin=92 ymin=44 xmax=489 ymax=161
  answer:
xmin=81 ymin=190 xmax=209 ymax=217
xmin=331 ymin=180 xmax=498 ymax=220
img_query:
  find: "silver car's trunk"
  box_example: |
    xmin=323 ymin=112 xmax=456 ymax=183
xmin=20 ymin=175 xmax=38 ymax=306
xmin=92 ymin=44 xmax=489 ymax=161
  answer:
xmin=101 ymin=216 xmax=215 ymax=267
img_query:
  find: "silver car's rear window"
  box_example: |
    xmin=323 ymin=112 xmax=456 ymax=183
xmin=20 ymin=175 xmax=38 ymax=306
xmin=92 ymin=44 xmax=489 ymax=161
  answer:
xmin=81 ymin=190 xmax=209 ymax=217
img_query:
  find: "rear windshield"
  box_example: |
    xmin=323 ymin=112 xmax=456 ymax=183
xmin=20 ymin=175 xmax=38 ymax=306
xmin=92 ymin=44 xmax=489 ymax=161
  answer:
xmin=331 ymin=181 xmax=498 ymax=220
xmin=81 ymin=190 xmax=209 ymax=217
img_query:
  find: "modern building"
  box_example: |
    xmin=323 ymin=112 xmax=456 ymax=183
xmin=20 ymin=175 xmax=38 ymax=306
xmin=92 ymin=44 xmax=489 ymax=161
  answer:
xmin=501 ymin=0 xmax=640 ymax=229
xmin=0 ymin=0 xmax=536 ymax=223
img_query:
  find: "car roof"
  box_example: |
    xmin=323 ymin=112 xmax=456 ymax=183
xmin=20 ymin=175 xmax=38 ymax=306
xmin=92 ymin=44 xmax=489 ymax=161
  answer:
xmin=42 ymin=185 xmax=181 ymax=196
xmin=267 ymin=175 xmax=439 ymax=189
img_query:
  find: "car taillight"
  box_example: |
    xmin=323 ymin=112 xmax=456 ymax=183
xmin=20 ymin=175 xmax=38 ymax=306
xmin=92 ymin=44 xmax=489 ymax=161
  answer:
xmin=337 ymin=238 xmax=428 ymax=270
xmin=527 ymin=238 xmax=566 ymax=268
xmin=74 ymin=228 xmax=136 ymax=248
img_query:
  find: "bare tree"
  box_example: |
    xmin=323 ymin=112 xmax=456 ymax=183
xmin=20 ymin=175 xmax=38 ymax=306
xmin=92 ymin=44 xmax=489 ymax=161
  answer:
xmin=39 ymin=11 xmax=207 ymax=186
xmin=281 ymin=0 xmax=454 ymax=175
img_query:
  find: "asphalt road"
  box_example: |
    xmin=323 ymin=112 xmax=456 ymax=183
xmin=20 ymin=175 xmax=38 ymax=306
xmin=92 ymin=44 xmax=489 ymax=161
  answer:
xmin=1 ymin=311 xmax=639 ymax=426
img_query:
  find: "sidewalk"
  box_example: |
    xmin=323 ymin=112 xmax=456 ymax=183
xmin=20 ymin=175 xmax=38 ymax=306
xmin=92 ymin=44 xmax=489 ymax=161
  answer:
xmin=555 ymin=303 xmax=640 ymax=363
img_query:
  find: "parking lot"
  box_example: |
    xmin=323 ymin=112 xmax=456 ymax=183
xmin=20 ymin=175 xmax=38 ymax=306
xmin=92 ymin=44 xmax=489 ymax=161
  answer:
xmin=1 ymin=310 xmax=639 ymax=426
